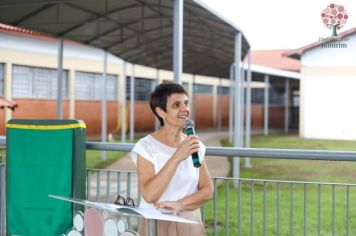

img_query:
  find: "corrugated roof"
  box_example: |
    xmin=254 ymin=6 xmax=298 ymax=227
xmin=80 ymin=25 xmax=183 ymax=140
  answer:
xmin=284 ymin=27 xmax=356 ymax=60
xmin=0 ymin=0 xmax=250 ymax=78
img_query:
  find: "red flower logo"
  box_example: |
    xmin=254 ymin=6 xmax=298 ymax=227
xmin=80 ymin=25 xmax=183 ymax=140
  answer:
xmin=321 ymin=4 xmax=348 ymax=36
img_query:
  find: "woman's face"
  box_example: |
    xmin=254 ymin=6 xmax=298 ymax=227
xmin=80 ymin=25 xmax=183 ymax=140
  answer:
xmin=159 ymin=93 xmax=190 ymax=128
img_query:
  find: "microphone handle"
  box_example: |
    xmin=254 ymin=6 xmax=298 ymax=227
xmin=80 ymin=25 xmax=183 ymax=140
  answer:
xmin=192 ymin=152 xmax=201 ymax=168
xmin=185 ymin=126 xmax=201 ymax=168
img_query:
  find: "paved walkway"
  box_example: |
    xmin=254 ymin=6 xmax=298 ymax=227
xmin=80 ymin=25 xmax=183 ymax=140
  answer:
xmin=105 ymin=131 xmax=230 ymax=177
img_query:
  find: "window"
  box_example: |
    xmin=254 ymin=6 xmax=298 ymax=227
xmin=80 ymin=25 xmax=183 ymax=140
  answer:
xmin=251 ymin=88 xmax=285 ymax=105
xmin=0 ymin=64 xmax=4 ymax=96
xmin=218 ymin=86 xmax=230 ymax=95
xmin=269 ymin=87 xmax=284 ymax=104
xmin=75 ymin=71 xmax=117 ymax=101
xmin=292 ymin=90 xmax=300 ymax=107
xmin=126 ymin=77 xmax=154 ymax=101
xmin=193 ymin=84 xmax=212 ymax=94
xmin=12 ymin=65 xmax=68 ymax=99
xmin=251 ymin=88 xmax=264 ymax=104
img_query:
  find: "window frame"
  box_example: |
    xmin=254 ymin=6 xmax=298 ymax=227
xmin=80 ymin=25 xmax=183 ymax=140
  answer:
xmin=12 ymin=64 xmax=69 ymax=99
xmin=75 ymin=71 xmax=118 ymax=101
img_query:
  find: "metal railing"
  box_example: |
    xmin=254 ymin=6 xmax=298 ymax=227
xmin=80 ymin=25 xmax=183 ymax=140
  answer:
xmin=2 ymin=140 xmax=356 ymax=235
xmin=84 ymin=168 xmax=356 ymax=236
xmin=86 ymin=142 xmax=356 ymax=161
xmin=208 ymin=177 xmax=356 ymax=236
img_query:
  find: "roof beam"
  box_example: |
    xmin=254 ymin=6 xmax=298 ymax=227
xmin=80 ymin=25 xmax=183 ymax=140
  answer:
xmin=58 ymin=2 xmax=140 ymax=36
xmin=84 ymin=15 xmax=171 ymax=44
xmin=13 ymin=4 xmax=56 ymax=25
xmin=61 ymin=1 xmax=162 ymax=58
xmin=0 ymin=0 xmax=80 ymax=8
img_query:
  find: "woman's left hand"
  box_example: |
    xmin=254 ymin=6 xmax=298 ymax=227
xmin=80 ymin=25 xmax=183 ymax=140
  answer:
xmin=155 ymin=201 xmax=183 ymax=215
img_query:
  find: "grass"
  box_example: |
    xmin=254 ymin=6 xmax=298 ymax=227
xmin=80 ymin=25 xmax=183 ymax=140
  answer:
xmin=86 ymin=136 xmax=143 ymax=169
xmin=0 ymin=149 xmax=5 ymax=161
xmin=221 ymin=133 xmax=356 ymax=182
xmin=205 ymin=182 xmax=356 ymax=236
xmin=86 ymin=150 xmax=127 ymax=169
xmin=204 ymin=132 xmax=356 ymax=236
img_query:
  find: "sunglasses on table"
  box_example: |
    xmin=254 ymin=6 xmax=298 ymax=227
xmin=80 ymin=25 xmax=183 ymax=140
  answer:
xmin=114 ymin=195 xmax=135 ymax=207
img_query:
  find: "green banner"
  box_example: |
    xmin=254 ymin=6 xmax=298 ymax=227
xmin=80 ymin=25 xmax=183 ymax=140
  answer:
xmin=6 ymin=120 xmax=86 ymax=236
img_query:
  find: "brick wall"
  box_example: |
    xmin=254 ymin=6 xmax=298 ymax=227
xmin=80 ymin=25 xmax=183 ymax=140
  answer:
xmin=251 ymin=104 xmax=264 ymax=128
xmin=269 ymin=105 xmax=285 ymax=128
xmin=75 ymin=101 xmax=118 ymax=136
xmin=249 ymin=104 xmax=285 ymax=129
xmin=12 ymin=99 xmax=70 ymax=120
xmin=194 ymin=95 xmax=214 ymax=129
xmin=218 ymin=95 xmax=230 ymax=127
xmin=133 ymin=102 xmax=155 ymax=132
xmin=1 ymin=99 xmax=119 ymax=137
xmin=0 ymin=98 xmax=286 ymax=136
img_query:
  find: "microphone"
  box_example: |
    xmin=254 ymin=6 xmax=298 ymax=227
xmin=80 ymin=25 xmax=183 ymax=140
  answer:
xmin=184 ymin=119 xmax=201 ymax=168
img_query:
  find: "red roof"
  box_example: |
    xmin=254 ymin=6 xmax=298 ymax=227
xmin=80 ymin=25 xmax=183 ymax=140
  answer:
xmin=284 ymin=27 xmax=356 ymax=60
xmin=0 ymin=23 xmax=40 ymax=35
xmin=0 ymin=23 xmax=78 ymax=44
xmin=0 ymin=22 xmax=54 ymax=41
xmin=0 ymin=97 xmax=17 ymax=111
xmin=247 ymin=49 xmax=300 ymax=72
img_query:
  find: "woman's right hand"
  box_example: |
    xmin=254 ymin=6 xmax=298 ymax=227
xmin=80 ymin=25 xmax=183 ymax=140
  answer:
xmin=173 ymin=135 xmax=200 ymax=162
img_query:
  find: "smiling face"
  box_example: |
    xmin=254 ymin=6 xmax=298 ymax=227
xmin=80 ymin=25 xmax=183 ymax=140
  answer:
xmin=156 ymin=93 xmax=190 ymax=128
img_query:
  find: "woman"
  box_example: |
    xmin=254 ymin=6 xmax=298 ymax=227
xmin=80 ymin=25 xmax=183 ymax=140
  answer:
xmin=131 ymin=82 xmax=214 ymax=235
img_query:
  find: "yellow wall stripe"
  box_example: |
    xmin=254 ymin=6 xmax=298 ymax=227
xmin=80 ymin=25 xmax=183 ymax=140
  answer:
xmin=6 ymin=123 xmax=86 ymax=130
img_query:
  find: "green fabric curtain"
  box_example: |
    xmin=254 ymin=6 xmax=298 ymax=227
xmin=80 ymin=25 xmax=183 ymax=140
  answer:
xmin=6 ymin=120 xmax=86 ymax=236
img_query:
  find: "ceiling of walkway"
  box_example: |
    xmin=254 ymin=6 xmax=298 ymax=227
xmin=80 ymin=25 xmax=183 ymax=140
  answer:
xmin=0 ymin=0 xmax=250 ymax=78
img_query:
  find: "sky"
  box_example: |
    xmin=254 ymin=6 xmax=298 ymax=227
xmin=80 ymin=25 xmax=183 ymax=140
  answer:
xmin=201 ymin=0 xmax=356 ymax=50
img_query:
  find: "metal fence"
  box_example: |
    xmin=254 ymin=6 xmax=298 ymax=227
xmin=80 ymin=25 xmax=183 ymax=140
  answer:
xmin=208 ymin=177 xmax=356 ymax=236
xmin=2 ymin=141 xmax=356 ymax=235
xmin=84 ymin=168 xmax=356 ymax=236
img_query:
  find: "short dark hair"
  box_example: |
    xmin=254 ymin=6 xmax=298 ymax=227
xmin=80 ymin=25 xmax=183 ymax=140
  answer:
xmin=149 ymin=82 xmax=188 ymax=126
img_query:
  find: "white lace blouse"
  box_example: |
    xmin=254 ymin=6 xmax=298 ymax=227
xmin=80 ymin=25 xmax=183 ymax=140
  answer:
xmin=131 ymin=134 xmax=206 ymax=209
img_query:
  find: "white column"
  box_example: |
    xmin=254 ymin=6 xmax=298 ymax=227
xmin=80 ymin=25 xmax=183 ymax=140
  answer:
xmin=264 ymin=74 xmax=269 ymax=136
xmin=116 ymin=70 xmax=121 ymax=136
xmin=101 ymin=51 xmax=108 ymax=160
xmin=121 ymin=62 xmax=127 ymax=142
xmin=240 ymin=63 xmax=245 ymax=148
xmin=57 ymin=38 xmax=64 ymax=119
xmin=228 ymin=64 xmax=234 ymax=143
xmin=173 ymin=0 xmax=183 ymax=84
xmin=129 ymin=64 xmax=135 ymax=141
xmin=233 ymin=33 xmax=242 ymax=179
xmin=217 ymin=78 xmax=222 ymax=130
xmin=5 ymin=63 xmax=12 ymax=122
xmin=69 ymin=69 xmax=75 ymax=119
xmin=245 ymin=51 xmax=252 ymax=168
xmin=284 ymin=78 xmax=290 ymax=133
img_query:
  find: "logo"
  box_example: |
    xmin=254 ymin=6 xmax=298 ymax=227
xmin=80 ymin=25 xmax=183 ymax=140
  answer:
xmin=321 ymin=4 xmax=348 ymax=36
